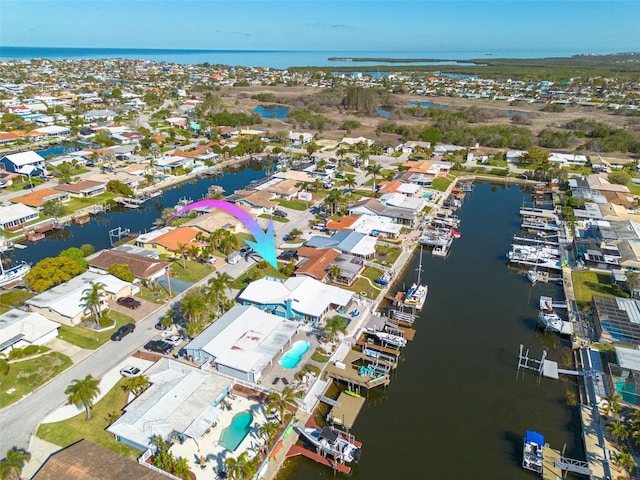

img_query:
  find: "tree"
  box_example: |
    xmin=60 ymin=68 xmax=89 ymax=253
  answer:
xmin=611 ymin=449 xmax=636 ymax=473
xmin=42 ymin=199 xmax=65 ymax=217
xmin=626 ymin=270 xmax=640 ymax=297
xmin=258 ymin=421 xmax=280 ymax=445
xmin=322 ymin=315 xmax=348 ymax=343
xmin=0 ymin=448 xmax=30 ymax=480
xmin=607 ymin=420 xmax=629 ymax=442
xmin=344 ymin=174 xmax=357 ymax=192
xmin=366 ymin=162 xmax=383 ymax=193
xmin=24 ymin=256 xmax=87 ymax=292
xmin=517 ymin=147 xmax=550 ymax=168
xmin=59 ymin=247 xmax=89 ymax=269
xmin=328 ymin=265 xmax=342 ymax=282
xmin=80 ymin=281 xmax=106 ymax=326
xmin=207 ymin=272 xmax=233 ymax=311
xmin=172 ymin=457 xmax=191 ymax=480
xmin=107 ymin=263 xmax=135 ymax=282
xmin=608 ymin=170 xmax=632 ymax=186
xmin=603 ymin=393 xmax=623 ymax=419
xmin=179 ymin=289 xmax=208 ymax=324
xmin=122 ymin=374 xmax=150 ymax=396
xmin=65 ymin=374 xmax=100 ymax=419
xmin=223 ymin=451 xmax=254 ymax=480
xmin=288 ymin=228 xmax=302 ymax=239
xmin=266 ymin=386 xmax=301 ymax=424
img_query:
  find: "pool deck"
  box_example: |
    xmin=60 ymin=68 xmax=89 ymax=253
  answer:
xmin=169 ymin=394 xmax=270 ymax=480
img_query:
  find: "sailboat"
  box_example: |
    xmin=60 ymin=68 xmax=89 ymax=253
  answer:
xmin=0 ymin=257 xmax=30 ymax=288
xmin=403 ymin=245 xmax=428 ymax=310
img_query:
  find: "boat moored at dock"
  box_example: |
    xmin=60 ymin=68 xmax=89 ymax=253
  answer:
xmin=296 ymin=426 xmax=361 ymax=464
xmin=522 ymin=430 xmax=544 ymax=474
xmin=0 ymin=260 xmax=31 ymax=287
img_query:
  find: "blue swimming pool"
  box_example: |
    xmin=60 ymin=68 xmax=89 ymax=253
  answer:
xmin=220 ymin=411 xmax=253 ymax=451
xmin=279 ymin=340 xmax=311 ymax=369
xmin=253 ymin=105 xmax=289 ymax=119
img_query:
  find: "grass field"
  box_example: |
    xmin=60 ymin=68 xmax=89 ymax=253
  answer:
xmin=0 ymin=352 xmax=72 ymax=408
xmin=572 ymin=270 xmax=622 ymax=306
xmin=275 ymin=198 xmax=310 ymax=211
xmin=57 ymin=310 xmax=134 ymax=350
xmin=37 ymin=378 xmax=140 ymax=459
xmin=0 ymin=290 xmax=34 ymax=315
xmin=432 ymin=177 xmax=453 ymax=192
xmin=229 ymin=262 xmax=287 ymax=290
xmin=169 ymin=259 xmax=214 ymax=283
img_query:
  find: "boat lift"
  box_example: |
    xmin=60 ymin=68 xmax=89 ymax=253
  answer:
xmin=109 ymin=227 xmax=131 ymax=246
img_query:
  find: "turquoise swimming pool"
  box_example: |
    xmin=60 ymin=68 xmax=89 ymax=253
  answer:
xmin=220 ymin=411 xmax=253 ymax=451
xmin=279 ymin=340 xmax=311 ymax=369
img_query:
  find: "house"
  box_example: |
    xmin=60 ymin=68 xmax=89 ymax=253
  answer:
xmin=26 ymin=272 xmax=133 ymax=326
xmin=0 ymin=309 xmax=59 ymax=354
xmin=107 ymin=359 xmax=233 ymax=451
xmin=326 ymin=213 xmax=402 ymax=238
xmin=606 ymin=347 xmax=640 ymax=406
xmin=256 ymin=178 xmax=300 ymax=200
xmin=86 ymin=249 xmax=170 ymax=282
xmin=0 ymin=203 xmax=40 ymax=230
xmin=340 ymin=136 xmax=374 ymax=148
xmin=0 ymin=168 xmax=22 ymax=188
xmin=86 ymin=172 xmax=143 ymax=189
xmin=227 ymin=189 xmax=278 ymax=215
xmin=10 ymin=188 xmax=70 ymax=209
xmin=54 ymin=180 xmax=106 ymax=198
xmin=0 ymin=151 xmax=46 ymax=175
xmin=135 ymin=226 xmax=202 ymax=255
xmin=306 ymin=230 xmax=378 ymax=259
xmin=592 ymin=295 xmax=640 ymax=346
xmin=238 ymin=276 xmax=354 ymax=324
xmin=32 ymin=440 xmax=168 ymax=480
xmin=349 ymin=197 xmax=417 ymax=226
xmin=184 ymin=208 xmax=249 ymax=235
xmin=83 ymin=109 xmax=116 ymax=121
xmin=30 ymin=125 xmax=70 ymax=138
xmin=183 ymin=305 xmax=299 ymax=381
xmin=288 ymin=131 xmax=314 ymax=144
xmin=294 ymin=247 xmax=341 ymax=281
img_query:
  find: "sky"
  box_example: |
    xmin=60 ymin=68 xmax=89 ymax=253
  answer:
xmin=1 ymin=0 xmax=639 ymax=54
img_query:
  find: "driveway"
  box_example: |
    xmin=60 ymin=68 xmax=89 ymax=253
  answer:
xmin=108 ymin=297 xmax=162 ymax=321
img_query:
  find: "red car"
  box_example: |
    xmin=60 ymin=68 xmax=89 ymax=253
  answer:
xmin=116 ymin=296 xmax=141 ymax=309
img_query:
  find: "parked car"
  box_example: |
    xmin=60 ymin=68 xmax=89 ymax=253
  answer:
xmin=116 ymin=296 xmax=141 ymax=309
xmin=312 ymin=223 xmax=326 ymax=231
xmin=163 ymin=334 xmax=184 ymax=347
xmin=155 ymin=319 xmax=170 ymax=330
xmin=119 ymin=365 xmax=141 ymax=378
xmin=278 ymin=250 xmax=299 ymax=262
xmin=273 ymin=209 xmax=288 ymax=218
xmin=226 ymin=251 xmax=242 ymax=265
xmin=111 ymin=323 xmax=136 ymax=341
xmin=144 ymin=340 xmax=173 ymax=355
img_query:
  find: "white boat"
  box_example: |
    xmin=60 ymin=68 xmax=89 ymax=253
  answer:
xmin=402 ymin=246 xmax=428 ymax=310
xmin=522 ymin=430 xmax=544 ymax=474
xmin=296 ymin=426 xmax=361 ymax=463
xmin=538 ymin=311 xmax=573 ymax=335
xmin=0 ymin=260 xmax=31 ymax=288
xmin=526 ymin=270 xmax=538 ymax=284
xmin=366 ymin=328 xmax=407 ymax=348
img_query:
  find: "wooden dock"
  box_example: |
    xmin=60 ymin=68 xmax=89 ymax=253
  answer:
xmin=285 ymin=445 xmax=351 ymax=474
xmin=542 ymin=445 xmax=563 ymax=480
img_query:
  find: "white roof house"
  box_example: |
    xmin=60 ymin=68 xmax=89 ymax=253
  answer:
xmin=26 ymin=272 xmax=132 ymax=325
xmin=0 ymin=309 xmax=59 ymax=353
xmin=238 ymin=276 xmax=354 ymax=324
xmin=184 ymin=305 xmax=299 ymax=382
xmin=351 ymin=214 xmax=403 ymax=237
xmin=0 ymin=204 xmax=40 ymax=229
xmin=1 ymin=151 xmax=46 ymax=174
xmin=107 ymin=359 xmax=232 ymax=450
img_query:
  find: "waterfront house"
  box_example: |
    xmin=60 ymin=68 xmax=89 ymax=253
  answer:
xmin=606 ymin=346 xmax=640 ymax=407
xmin=86 ymin=249 xmax=170 ymax=282
xmin=0 ymin=203 xmax=40 ymax=230
xmin=107 ymin=359 xmax=233 ymax=451
xmin=54 ymin=180 xmax=107 ymax=198
xmin=326 ymin=213 xmax=402 ymax=238
xmin=184 ymin=208 xmax=250 ymax=236
xmin=0 ymin=151 xmax=46 ymax=175
xmin=0 ymin=309 xmax=59 ymax=355
xmin=10 ymin=188 xmax=70 ymax=209
xmin=86 ymin=171 xmax=142 ymax=189
xmin=378 ymin=181 xmax=422 ymax=197
xmin=306 ymin=230 xmax=378 ymax=259
xmin=135 ymin=226 xmax=203 ymax=256
xmin=32 ymin=440 xmax=168 ymax=480
xmin=26 ymin=272 xmax=133 ymax=326
xmin=238 ymin=276 xmax=354 ymax=324
xmin=0 ymin=168 xmax=21 ymax=188
xmin=29 ymin=125 xmax=70 ymax=138
xmin=183 ymin=305 xmax=299 ymax=381
xmin=227 ymin=189 xmax=278 ymax=215
xmin=349 ymin=197 xmax=417 ymax=226
xmin=592 ymin=295 xmax=640 ymax=346
xmin=295 ymin=247 xmax=363 ymax=285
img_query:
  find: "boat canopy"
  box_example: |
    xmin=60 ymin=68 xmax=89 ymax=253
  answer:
xmin=525 ymin=430 xmax=544 ymax=445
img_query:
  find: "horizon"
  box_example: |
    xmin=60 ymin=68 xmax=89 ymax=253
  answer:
xmin=1 ymin=1 xmax=639 ymax=54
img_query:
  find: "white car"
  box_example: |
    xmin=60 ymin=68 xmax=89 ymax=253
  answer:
xmin=120 ymin=365 xmax=141 ymax=378
xmin=163 ymin=334 xmax=184 ymax=347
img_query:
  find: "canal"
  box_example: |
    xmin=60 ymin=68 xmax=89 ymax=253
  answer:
xmin=279 ymin=182 xmax=583 ymax=479
xmin=11 ymin=163 xmax=267 ymax=264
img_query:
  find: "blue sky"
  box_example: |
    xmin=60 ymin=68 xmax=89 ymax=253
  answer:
xmin=1 ymin=0 xmax=638 ymax=54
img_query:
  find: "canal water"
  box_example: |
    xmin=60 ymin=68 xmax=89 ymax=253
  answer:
xmin=279 ymin=182 xmax=583 ymax=479
xmin=12 ymin=163 xmax=267 ymax=264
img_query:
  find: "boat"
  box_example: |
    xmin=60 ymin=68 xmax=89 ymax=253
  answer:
xmin=526 ymin=270 xmax=538 ymax=284
xmin=538 ymin=311 xmax=573 ymax=335
xmin=450 ymin=229 xmax=461 ymax=239
xmin=0 ymin=260 xmax=31 ymax=288
xmin=522 ymin=430 xmax=544 ymax=474
xmin=402 ymin=246 xmax=428 ymax=310
xmin=296 ymin=426 xmax=361 ymax=463
xmin=344 ymin=390 xmax=361 ymax=398
xmin=365 ymin=328 xmax=407 ymax=348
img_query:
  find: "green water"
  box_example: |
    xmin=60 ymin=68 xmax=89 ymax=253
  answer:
xmin=280 ymin=183 xmax=582 ymax=479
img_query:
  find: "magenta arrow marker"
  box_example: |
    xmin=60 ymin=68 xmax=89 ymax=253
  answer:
xmin=172 ymin=200 xmax=277 ymax=269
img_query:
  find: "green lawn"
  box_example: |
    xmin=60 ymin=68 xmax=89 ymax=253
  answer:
xmin=37 ymin=377 xmax=140 ymax=459
xmin=572 ymin=270 xmax=622 ymax=305
xmin=0 ymin=352 xmax=73 ymax=408
xmin=629 ymin=184 xmax=640 ymax=196
xmin=229 ymin=263 xmax=288 ymax=290
xmin=0 ymin=290 xmax=34 ymax=315
xmin=373 ymin=245 xmax=401 ymax=267
xmin=432 ymin=177 xmax=453 ymax=192
xmin=57 ymin=310 xmax=134 ymax=350
xmin=62 ymin=192 xmax=116 ymax=214
xmin=135 ymin=286 xmax=169 ymax=304
xmin=169 ymin=259 xmax=215 ymax=283
xmin=275 ymin=199 xmax=310 ymax=211
xmin=259 ymin=214 xmax=289 ymax=223
xmin=339 ymin=266 xmax=384 ymax=296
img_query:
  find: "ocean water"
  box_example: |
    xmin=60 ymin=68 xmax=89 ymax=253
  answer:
xmin=0 ymin=46 xmax=617 ymax=69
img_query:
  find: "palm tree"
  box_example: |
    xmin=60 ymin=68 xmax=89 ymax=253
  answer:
xmin=611 ymin=449 xmax=636 ymax=473
xmin=366 ymin=161 xmax=383 ymax=193
xmin=172 ymin=242 xmax=188 ymax=269
xmin=207 ymin=272 xmax=233 ymax=312
xmin=606 ymin=420 xmax=629 ymax=442
xmin=325 ymin=189 xmax=342 ymax=215
xmin=0 ymin=448 xmax=30 ymax=480
xmin=65 ymin=374 xmax=100 ymax=419
xmin=322 ymin=315 xmax=348 ymax=343
xmin=343 ymin=174 xmax=357 ymax=193
xmin=312 ymin=177 xmax=323 ymax=192
xmin=187 ymin=244 xmax=201 ymax=261
xmin=80 ymin=281 xmax=106 ymax=326
xmin=335 ymin=147 xmax=348 ymax=170
xmin=219 ymin=231 xmax=239 ymax=255
xmin=603 ymin=393 xmax=623 ymax=419
xmin=172 ymin=457 xmax=191 ymax=480
xmin=122 ymin=374 xmax=150 ymax=396
xmin=223 ymin=451 xmax=253 ymax=480
xmin=0 ymin=354 xmax=9 ymax=376
xmin=266 ymin=386 xmax=301 ymax=424
xmin=258 ymin=421 xmax=280 ymax=445
xmin=179 ymin=290 xmax=208 ymax=324
xmin=328 ymin=265 xmax=342 ymax=283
